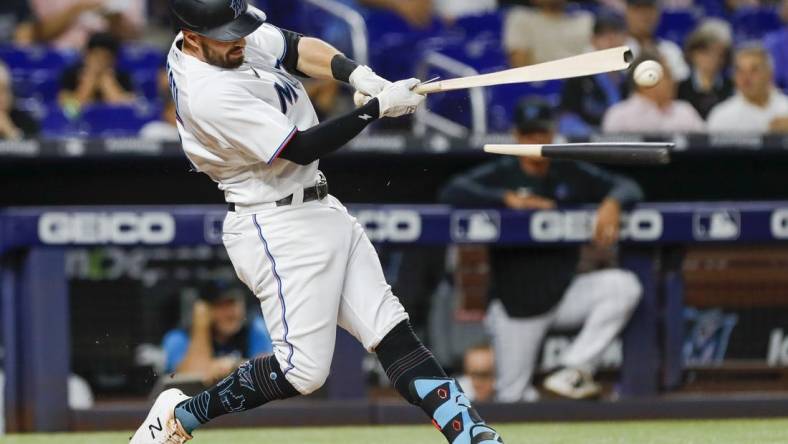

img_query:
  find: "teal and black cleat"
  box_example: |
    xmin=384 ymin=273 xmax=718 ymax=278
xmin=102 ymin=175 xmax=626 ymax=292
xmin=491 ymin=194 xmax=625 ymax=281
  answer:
xmin=410 ymin=378 xmax=504 ymax=444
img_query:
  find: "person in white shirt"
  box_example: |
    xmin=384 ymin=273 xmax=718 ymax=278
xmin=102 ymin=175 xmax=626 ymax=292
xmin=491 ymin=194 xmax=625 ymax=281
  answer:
xmin=130 ymin=1 xmax=504 ymax=444
xmin=625 ymin=0 xmax=690 ymax=82
xmin=433 ymin=0 xmax=497 ymax=22
xmin=707 ymin=45 xmax=788 ymax=133
xmin=603 ymin=56 xmax=706 ymax=133
xmin=504 ymin=0 xmax=594 ymax=67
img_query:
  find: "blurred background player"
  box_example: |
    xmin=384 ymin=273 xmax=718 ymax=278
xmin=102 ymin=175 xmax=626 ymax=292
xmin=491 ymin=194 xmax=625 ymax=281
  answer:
xmin=558 ymin=12 xmax=630 ymax=136
xmin=162 ymin=282 xmax=272 ymax=386
xmin=678 ymin=20 xmax=734 ymax=119
xmin=764 ymin=0 xmax=788 ymax=91
xmin=707 ymin=44 xmax=788 ymax=133
xmin=625 ymin=0 xmax=690 ymax=81
xmin=28 ymin=0 xmax=145 ymax=50
xmin=456 ymin=344 xmax=496 ymax=403
xmin=440 ymin=98 xmax=643 ymax=401
xmin=504 ymin=0 xmax=594 ymax=67
xmin=0 ymin=61 xmax=38 ymax=140
xmin=58 ymin=32 xmax=136 ymax=114
xmin=603 ymin=55 xmax=706 ymax=133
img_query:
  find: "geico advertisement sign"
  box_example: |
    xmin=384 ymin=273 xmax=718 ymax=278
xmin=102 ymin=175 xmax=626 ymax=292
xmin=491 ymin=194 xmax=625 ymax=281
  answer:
xmin=530 ymin=209 xmax=663 ymax=242
xmin=38 ymin=212 xmax=176 ymax=245
xmin=354 ymin=209 xmax=422 ymax=242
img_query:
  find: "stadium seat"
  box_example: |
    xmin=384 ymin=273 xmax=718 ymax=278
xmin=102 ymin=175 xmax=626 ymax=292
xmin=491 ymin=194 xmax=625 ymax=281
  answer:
xmin=132 ymin=69 xmax=162 ymax=101
xmin=732 ymin=7 xmax=783 ymax=43
xmin=80 ymin=103 xmax=160 ymax=137
xmin=39 ymin=104 xmax=79 ymax=137
xmin=656 ymin=10 xmax=699 ymax=46
xmin=0 ymin=45 xmax=78 ymax=72
xmin=695 ymin=0 xmax=728 ymax=18
xmin=11 ymin=69 xmax=61 ymax=103
xmin=117 ymin=45 xmax=166 ymax=74
xmin=452 ymin=12 xmax=504 ymax=41
xmin=365 ymin=10 xmax=445 ymax=81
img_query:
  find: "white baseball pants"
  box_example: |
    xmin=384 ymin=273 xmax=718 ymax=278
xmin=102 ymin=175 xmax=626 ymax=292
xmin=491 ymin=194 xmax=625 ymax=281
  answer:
xmin=487 ymin=269 xmax=642 ymax=402
xmin=222 ymin=195 xmax=408 ymax=395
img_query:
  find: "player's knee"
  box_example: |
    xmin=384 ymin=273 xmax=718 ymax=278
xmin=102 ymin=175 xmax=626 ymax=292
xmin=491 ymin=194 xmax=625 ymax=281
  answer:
xmin=291 ymin=366 xmax=331 ymax=395
xmin=609 ymin=269 xmax=642 ymax=311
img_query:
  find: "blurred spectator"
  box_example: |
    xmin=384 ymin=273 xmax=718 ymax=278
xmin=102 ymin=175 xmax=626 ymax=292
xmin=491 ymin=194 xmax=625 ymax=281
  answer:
xmin=433 ymin=0 xmax=498 ymax=22
xmin=0 ymin=0 xmax=35 ymax=44
xmin=707 ymin=45 xmax=788 ymax=133
xmin=678 ymin=21 xmax=734 ymax=119
xmin=559 ymin=13 xmax=629 ymax=136
xmin=456 ymin=345 xmax=496 ymax=403
xmin=29 ymin=0 xmax=145 ymax=50
xmin=359 ymin=0 xmax=436 ymax=28
xmin=140 ymin=69 xmax=179 ymax=141
xmin=0 ymin=62 xmax=39 ymax=140
xmin=765 ymin=0 xmax=788 ymax=91
xmin=504 ymin=0 xmax=594 ymax=67
xmin=163 ymin=282 xmax=273 ymax=385
xmin=625 ymin=0 xmax=691 ymax=81
xmin=440 ymin=98 xmax=643 ymax=401
xmin=603 ymin=56 xmax=706 ymax=133
xmin=58 ymin=32 xmax=135 ymax=114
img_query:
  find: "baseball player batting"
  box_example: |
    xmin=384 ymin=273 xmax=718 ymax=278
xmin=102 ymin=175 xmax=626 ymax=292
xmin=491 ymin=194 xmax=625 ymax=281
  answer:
xmin=130 ymin=1 xmax=504 ymax=443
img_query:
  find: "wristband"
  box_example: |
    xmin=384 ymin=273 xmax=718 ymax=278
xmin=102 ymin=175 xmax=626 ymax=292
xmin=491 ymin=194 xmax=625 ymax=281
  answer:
xmin=331 ymin=54 xmax=359 ymax=83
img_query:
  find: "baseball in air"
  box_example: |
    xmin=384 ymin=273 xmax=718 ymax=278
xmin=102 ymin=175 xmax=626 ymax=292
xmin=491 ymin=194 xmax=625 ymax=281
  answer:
xmin=633 ymin=60 xmax=664 ymax=88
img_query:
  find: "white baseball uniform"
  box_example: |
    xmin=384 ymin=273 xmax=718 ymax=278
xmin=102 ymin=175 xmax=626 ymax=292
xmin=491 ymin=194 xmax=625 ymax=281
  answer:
xmin=167 ymin=24 xmax=408 ymax=394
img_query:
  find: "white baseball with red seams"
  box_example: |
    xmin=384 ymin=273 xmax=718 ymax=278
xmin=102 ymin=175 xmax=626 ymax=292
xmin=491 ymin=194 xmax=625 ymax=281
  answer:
xmin=166 ymin=24 xmax=408 ymax=394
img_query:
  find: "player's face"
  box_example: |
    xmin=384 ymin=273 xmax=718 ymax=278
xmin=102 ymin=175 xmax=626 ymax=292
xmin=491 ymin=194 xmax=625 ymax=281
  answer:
xmin=592 ymin=31 xmax=626 ymax=51
xmin=464 ymin=348 xmax=495 ymax=403
xmin=516 ymin=130 xmax=553 ymax=176
xmin=212 ymin=298 xmax=245 ymax=338
xmin=198 ymin=35 xmax=247 ymax=69
xmin=626 ymin=5 xmax=660 ymax=39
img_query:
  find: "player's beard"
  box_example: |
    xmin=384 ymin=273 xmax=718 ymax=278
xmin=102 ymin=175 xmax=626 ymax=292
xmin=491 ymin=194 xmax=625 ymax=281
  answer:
xmin=201 ymin=41 xmax=245 ymax=69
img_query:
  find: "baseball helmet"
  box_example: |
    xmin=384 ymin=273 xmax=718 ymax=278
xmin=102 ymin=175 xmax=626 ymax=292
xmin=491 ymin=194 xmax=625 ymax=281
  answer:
xmin=170 ymin=0 xmax=267 ymax=42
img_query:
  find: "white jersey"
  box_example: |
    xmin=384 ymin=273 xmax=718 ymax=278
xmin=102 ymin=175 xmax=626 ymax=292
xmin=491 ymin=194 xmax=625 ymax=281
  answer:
xmin=166 ymin=24 xmax=320 ymax=205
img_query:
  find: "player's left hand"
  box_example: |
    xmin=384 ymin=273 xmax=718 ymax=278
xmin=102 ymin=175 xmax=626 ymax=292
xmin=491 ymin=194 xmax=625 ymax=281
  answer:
xmin=593 ymin=198 xmax=621 ymax=248
xmin=349 ymin=65 xmax=391 ymax=107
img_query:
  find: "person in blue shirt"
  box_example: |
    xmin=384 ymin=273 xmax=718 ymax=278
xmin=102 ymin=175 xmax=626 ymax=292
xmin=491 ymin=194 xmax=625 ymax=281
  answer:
xmin=163 ymin=282 xmax=273 ymax=385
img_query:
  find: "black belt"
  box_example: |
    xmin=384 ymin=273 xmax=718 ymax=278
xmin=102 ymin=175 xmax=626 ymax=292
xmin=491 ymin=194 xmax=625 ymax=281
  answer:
xmin=228 ymin=180 xmax=328 ymax=212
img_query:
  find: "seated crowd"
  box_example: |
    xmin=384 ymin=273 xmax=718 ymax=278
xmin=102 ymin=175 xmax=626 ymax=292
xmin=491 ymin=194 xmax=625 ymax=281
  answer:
xmin=1 ymin=0 xmax=788 ymax=139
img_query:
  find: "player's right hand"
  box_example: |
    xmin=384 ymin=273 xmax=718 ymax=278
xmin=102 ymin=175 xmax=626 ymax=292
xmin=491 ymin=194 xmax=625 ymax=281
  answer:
xmin=375 ymin=78 xmax=426 ymax=118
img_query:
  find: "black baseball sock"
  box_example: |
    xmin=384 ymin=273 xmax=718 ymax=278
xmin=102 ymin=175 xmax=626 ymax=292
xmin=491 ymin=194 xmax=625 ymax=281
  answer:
xmin=375 ymin=320 xmax=447 ymax=404
xmin=174 ymin=355 xmax=299 ymax=434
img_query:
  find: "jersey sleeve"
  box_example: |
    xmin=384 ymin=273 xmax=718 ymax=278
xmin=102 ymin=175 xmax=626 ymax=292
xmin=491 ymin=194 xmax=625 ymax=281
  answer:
xmin=245 ymin=23 xmax=288 ymax=64
xmin=192 ymin=82 xmax=297 ymax=165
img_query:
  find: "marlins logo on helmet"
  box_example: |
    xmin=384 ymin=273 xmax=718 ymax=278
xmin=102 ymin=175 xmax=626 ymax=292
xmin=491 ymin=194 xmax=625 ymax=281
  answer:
xmin=230 ymin=0 xmax=245 ymax=18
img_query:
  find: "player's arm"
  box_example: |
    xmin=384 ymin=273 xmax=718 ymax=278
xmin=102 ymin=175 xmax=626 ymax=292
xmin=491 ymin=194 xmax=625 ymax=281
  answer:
xmin=280 ymin=79 xmax=424 ymax=165
xmin=438 ymin=161 xmax=513 ymax=207
xmin=279 ymin=28 xmax=391 ymax=99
